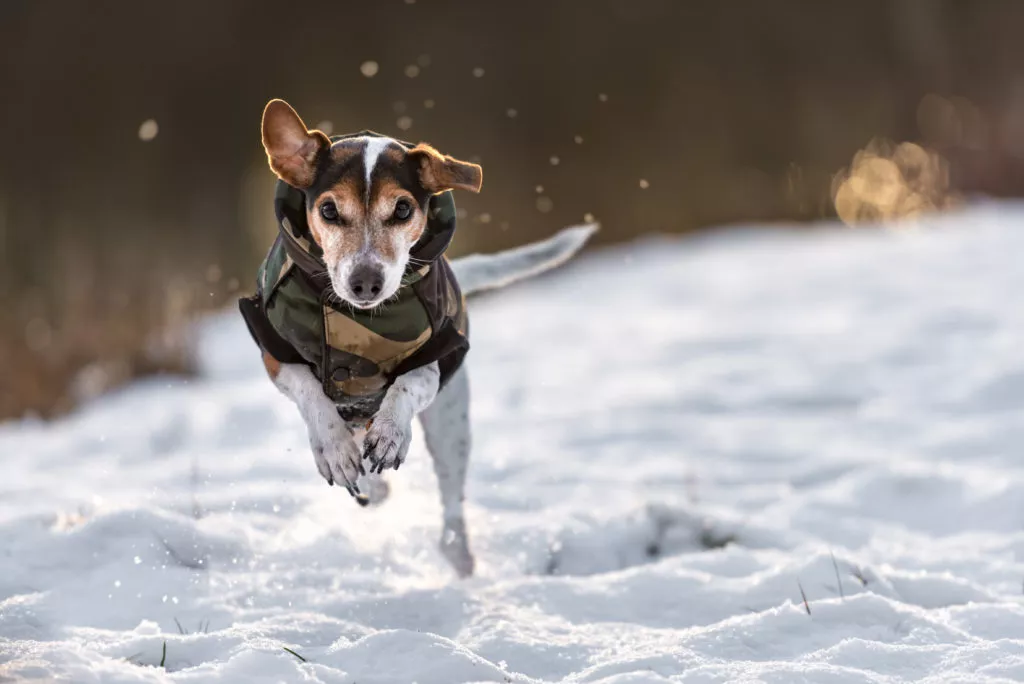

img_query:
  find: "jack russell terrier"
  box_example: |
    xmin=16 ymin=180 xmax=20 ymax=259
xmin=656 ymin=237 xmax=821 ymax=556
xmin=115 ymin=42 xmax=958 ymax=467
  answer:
xmin=240 ymin=99 xmax=594 ymax=576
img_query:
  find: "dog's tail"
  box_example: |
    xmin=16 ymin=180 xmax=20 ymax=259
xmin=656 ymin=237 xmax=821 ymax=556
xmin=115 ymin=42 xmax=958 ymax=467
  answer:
xmin=451 ymin=224 xmax=597 ymax=296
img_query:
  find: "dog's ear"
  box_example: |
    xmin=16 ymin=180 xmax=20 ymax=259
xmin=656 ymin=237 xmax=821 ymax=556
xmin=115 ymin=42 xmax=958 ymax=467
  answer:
xmin=407 ymin=144 xmax=483 ymax=194
xmin=261 ymin=99 xmax=330 ymax=189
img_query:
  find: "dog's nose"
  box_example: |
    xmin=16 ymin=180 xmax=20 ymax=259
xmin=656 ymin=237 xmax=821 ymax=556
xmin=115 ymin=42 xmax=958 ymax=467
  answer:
xmin=348 ymin=265 xmax=384 ymax=299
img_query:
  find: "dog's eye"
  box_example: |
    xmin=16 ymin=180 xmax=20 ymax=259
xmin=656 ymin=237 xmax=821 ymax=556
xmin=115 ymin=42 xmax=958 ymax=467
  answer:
xmin=393 ymin=199 xmax=413 ymax=221
xmin=320 ymin=201 xmax=339 ymax=222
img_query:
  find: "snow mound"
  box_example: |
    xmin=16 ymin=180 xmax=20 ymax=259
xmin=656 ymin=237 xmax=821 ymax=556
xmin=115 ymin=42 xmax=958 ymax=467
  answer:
xmin=4 ymin=204 xmax=1024 ymax=682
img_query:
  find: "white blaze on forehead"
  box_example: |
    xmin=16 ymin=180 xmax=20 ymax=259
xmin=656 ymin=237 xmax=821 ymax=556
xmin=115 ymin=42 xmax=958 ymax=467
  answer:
xmin=328 ymin=135 xmax=405 ymax=208
xmin=360 ymin=136 xmax=398 ymax=190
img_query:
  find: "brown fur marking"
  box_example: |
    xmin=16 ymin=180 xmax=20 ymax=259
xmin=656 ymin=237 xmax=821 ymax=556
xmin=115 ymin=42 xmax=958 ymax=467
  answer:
xmin=308 ymin=175 xmax=363 ymax=259
xmin=408 ymin=144 xmax=483 ymax=194
xmin=307 ymin=175 xmax=426 ymax=266
xmin=369 ymin=177 xmax=427 ymax=260
xmin=262 ymin=351 xmax=282 ymax=380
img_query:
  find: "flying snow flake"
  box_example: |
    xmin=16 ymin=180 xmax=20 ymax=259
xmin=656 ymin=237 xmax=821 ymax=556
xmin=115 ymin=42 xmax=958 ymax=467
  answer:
xmin=134 ymin=556 xmax=142 ymax=565
xmin=506 ymin=108 xmax=518 ymax=118
xmin=477 ymin=213 xmax=492 ymax=224
xmin=574 ymin=135 xmax=584 ymax=144
xmin=598 ymin=93 xmax=608 ymax=102
xmin=536 ymin=196 xmax=554 ymax=213
xmin=315 ymin=120 xmax=334 ymax=134
xmin=584 ymin=212 xmax=595 ymax=222
xmin=535 ymin=185 xmax=545 ymax=193
xmin=639 ymin=179 xmax=650 ymax=189
xmin=550 ymin=156 xmax=560 ymax=166
xmin=417 ymin=54 xmax=431 ymax=67
xmin=472 ymin=67 xmax=485 ymax=78
xmin=405 ymin=65 xmax=420 ymax=78
xmin=424 ymin=99 xmax=435 ymax=109
xmin=360 ymin=61 xmax=379 ymax=77
xmin=396 ymin=116 xmax=413 ymax=131
xmin=138 ymin=119 xmax=159 ymax=142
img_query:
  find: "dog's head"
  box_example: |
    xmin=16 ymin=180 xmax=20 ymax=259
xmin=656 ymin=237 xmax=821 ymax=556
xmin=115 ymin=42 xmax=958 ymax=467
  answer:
xmin=260 ymin=99 xmax=482 ymax=309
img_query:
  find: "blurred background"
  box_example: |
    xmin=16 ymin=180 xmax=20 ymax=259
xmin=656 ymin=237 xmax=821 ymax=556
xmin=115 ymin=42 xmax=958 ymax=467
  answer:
xmin=3 ymin=0 xmax=1024 ymax=420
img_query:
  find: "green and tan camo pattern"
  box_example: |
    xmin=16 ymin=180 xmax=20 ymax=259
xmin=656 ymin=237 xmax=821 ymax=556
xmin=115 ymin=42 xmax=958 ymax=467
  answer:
xmin=260 ymin=237 xmax=435 ymax=410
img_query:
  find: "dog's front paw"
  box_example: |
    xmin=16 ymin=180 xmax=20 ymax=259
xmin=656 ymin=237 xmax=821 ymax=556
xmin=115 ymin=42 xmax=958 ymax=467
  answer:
xmin=363 ymin=417 xmax=412 ymax=473
xmin=310 ymin=422 xmax=364 ymax=496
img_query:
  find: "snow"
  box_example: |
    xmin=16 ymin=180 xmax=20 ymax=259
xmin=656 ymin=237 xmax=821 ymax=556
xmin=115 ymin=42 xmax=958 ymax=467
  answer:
xmin=4 ymin=204 xmax=1024 ymax=682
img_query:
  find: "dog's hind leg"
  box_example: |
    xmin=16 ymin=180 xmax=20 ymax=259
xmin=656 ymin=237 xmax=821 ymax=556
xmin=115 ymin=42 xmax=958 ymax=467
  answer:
xmin=419 ymin=365 xmax=475 ymax=577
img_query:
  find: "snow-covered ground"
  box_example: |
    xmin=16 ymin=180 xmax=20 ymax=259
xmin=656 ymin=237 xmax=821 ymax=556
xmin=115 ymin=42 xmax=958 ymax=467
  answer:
xmin=4 ymin=204 xmax=1024 ymax=683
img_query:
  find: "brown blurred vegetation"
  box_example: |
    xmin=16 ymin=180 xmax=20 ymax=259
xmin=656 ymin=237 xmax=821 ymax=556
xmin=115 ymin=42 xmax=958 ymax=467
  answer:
xmin=3 ymin=0 xmax=1024 ymax=419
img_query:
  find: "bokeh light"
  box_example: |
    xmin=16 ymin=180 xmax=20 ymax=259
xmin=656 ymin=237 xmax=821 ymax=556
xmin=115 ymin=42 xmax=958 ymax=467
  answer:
xmin=833 ymin=139 xmax=956 ymax=225
xmin=137 ymin=119 xmax=158 ymax=142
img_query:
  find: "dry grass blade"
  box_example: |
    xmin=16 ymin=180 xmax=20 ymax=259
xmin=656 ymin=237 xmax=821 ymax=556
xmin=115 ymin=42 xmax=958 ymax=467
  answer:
xmin=798 ymin=580 xmax=811 ymax=615
xmin=831 ymin=551 xmax=844 ymax=600
xmin=282 ymin=646 xmax=308 ymax=663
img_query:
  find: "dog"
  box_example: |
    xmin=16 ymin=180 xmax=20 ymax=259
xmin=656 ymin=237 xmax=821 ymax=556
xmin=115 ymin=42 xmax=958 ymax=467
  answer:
xmin=240 ymin=99 xmax=594 ymax=576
